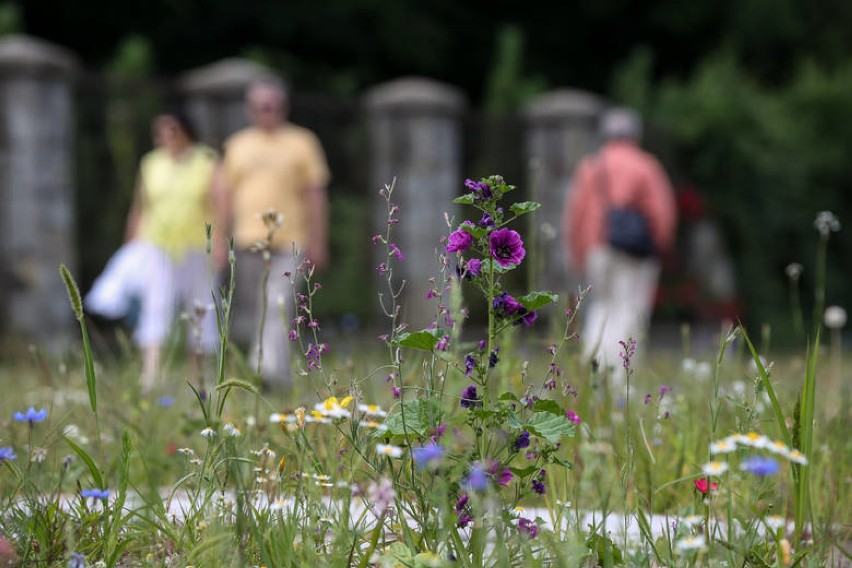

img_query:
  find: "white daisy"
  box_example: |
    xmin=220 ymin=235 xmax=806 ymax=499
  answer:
xmin=376 ymin=443 xmax=403 ymax=458
xmin=676 ymin=535 xmax=706 ymax=552
xmin=701 ymin=461 xmax=729 ymax=476
xmin=710 ymin=438 xmax=737 ymax=454
xmin=200 ymin=427 xmax=216 ymax=439
xmin=357 ymin=403 xmax=388 ymax=418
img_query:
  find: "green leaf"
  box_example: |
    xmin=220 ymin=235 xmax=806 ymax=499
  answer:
xmin=396 ymin=329 xmax=441 ymax=351
xmin=532 ymin=399 xmax=564 ymax=416
xmin=550 ymin=456 xmax=574 ymax=469
xmin=382 ymin=398 xmax=443 ymax=440
xmin=479 ymin=258 xmax=511 ymax=274
xmin=586 ymin=532 xmax=625 ymax=566
xmin=63 ymin=435 xmax=104 ymax=489
xmin=509 ymin=201 xmax=542 ymax=216
xmin=452 ymin=194 xmax=475 ymax=205
xmin=498 ymin=392 xmax=520 ymax=403
xmin=525 ymin=412 xmax=575 ymax=444
xmin=509 ymin=465 xmax=539 ymax=478
xmin=518 ymin=291 xmax=559 ymax=311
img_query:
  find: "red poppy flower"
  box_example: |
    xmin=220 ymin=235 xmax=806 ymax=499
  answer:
xmin=694 ymin=478 xmax=718 ymax=494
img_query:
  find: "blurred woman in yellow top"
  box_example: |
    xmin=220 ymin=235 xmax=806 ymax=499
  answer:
xmin=124 ymin=111 xmax=218 ymax=389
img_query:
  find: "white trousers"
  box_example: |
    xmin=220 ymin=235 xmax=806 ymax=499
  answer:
xmin=581 ymin=246 xmax=660 ymax=373
xmin=135 ymin=248 xmax=218 ymax=352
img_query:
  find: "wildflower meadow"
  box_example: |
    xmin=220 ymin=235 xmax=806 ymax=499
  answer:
xmin=0 ymin=176 xmax=850 ymax=566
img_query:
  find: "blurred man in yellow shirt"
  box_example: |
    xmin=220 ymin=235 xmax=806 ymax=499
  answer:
xmin=215 ymin=78 xmax=330 ymax=389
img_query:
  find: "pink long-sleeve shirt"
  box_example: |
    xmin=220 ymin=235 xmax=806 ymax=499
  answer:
xmin=563 ymin=140 xmax=677 ymax=271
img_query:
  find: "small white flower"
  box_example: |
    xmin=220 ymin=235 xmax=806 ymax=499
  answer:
xmin=223 ymin=423 xmax=241 ymax=437
xmin=766 ymin=515 xmax=788 ymax=531
xmin=357 ymin=403 xmax=388 ymax=418
xmin=31 ymin=447 xmax=48 ymax=463
xmin=824 ymin=306 xmax=847 ymax=330
xmin=695 ymin=362 xmax=712 ymax=381
xmin=785 ymin=263 xmax=803 ymax=281
xmin=787 ymin=449 xmax=808 ymax=465
xmin=766 ymin=440 xmax=792 ymax=458
xmin=701 ymin=461 xmax=729 ymax=476
xmin=676 ymin=535 xmax=706 ymax=552
xmin=814 ymin=211 xmax=841 ymax=237
xmin=710 ymin=438 xmax=737 ymax=455
xmin=740 ymin=432 xmax=769 ymax=449
xmin=376 ymin=443 xmax=403 ymax=458
xmin=200 ymin=427 xmax=217 ymax=439
xmin=680 ymin=515 xmax=704 ymax=528
xmin=681 ymin=358 xmax=697 ymax=374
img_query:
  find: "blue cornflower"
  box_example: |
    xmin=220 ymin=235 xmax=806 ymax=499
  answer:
xmin=68 ymin=552 xmax=85 ymax=568
xmin=465 ymin=463 xmax=488 ymax=491
xmin=740 ymin=456 xmax=780 ymax=477
xmin=0 ymin=447 xmax=17 ymax=461
xmin=412 ymin=443 xmax=444 ymax=469
xmin=157 ymin=396 xmax=174 ymax=407
xmin=13 ymin=406 xmax=48 ymax=423
xmin=81 ymin=488 xmax=110 ymax=501
xmin=514 ymin=431 xmax=530 ymax=451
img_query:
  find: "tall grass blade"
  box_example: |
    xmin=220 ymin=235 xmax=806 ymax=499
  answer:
xmin=740 ymin=327 xmax=791 ymax=446
xmin=60 ymin=264 xmax=97 ymax=414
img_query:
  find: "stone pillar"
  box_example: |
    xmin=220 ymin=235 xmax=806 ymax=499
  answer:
xmin=364 ymin=77 xmax=467 ymax=329
xmin=178 ymin=58 xmax=277 ymax=148
xmin=0 ymin=35 xmax=78 ymax=349
xmin=523 ymin=89 xmax=603 ymax=297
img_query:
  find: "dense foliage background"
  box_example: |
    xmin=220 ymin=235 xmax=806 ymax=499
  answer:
xmin=3 ymin=0 xmax=852 ymax=338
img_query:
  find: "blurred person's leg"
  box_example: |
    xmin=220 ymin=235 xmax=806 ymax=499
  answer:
xmin=175 ymin=251 xmax=218 ymax=353
xmin=605 ymin=250 xmax=660 ymax=376
xmin=581 ymin=246 xmax=613 ymax=366
xmin=134 ymin=246 xmax=176 ymax=390
xmin=251 ymin=252 xmax=297 ymax=390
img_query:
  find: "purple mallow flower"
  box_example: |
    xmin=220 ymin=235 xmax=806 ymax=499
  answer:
xmin=435 ymin=336 xmax=450 ymax=351
xmin=493 ymin=292 xmax=522 ymax=317
xmin=514 ymin=431 xmax=531 ymax=450
xmin=464 ymin=354 xmax=477 ymax=377
xmin=741 ymin=456 xmax=780 ymax=477
xmin=446 ymin=225 xmax=473 ymax=253
xmin=455 ymin=493 xmax=472 ymax=528
xmin=465 ymin=178 xmax=492 ymax=200
xmin=460 ymin=385 xmax=481 ymax=409
xmin=517 ymin=310 xmax=537 ymax=327
xmin=13 ymin=407 xmax=47 ymax=424
xmin=489 ymin=228 xmax=526 ymax=267
xmin=496 ymin=468 xmax=514 ymax=487
xmin=518 ymin=518 xmax=539 ymax=538
xmin=531 ymin=469 xmax=547 ymax=495
xmin=478 ymin=213 xmax=495 ymax=228
xmin=466 ymin=258 xmax=482 ymax=277
xmin=412 ymin=443 xmax=444 ymax=469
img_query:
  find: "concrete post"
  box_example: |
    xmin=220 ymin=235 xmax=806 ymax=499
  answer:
xmin=364 ymin=77 xmax=467 ymax=329
xmin=523 ymin=89 xmax=603 ymax=297
xmin=0 ymin=35 xmax=78 ymax=349
xmin=178 ymin=58 xmax=277 ymax=148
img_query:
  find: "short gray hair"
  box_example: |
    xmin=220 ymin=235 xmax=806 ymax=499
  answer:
xmin=600 ymin=107 xmax=642 ymax=141
xmin=246 ymin=76 xmax=290 ymax=103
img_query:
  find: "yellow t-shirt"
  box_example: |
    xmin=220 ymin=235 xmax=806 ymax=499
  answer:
xmin=223 ymin=125 xmax=330 ymax=250
xmin=137 ymin=145 xmax=217 ymax=258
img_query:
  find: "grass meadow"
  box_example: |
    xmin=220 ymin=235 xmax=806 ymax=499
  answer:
xmin=0 ymin=177 xmax=850 ymax=566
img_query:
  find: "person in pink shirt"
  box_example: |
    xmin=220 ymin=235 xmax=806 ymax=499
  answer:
xmin=563 ymin=107 xmax=677 ymax=379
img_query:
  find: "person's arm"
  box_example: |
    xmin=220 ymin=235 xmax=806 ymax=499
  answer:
xmin=644 ymin=159 xmax=678 ymax=253
xmin=305 ymin=182 xmax=329 ymax=271
xmin=211 ymin=164 xmax=232 ymax=271
xmin=564 ymin=160 xmax=593 ymax=273
xmin=124 ymin=173 xmax=144 ymax=242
